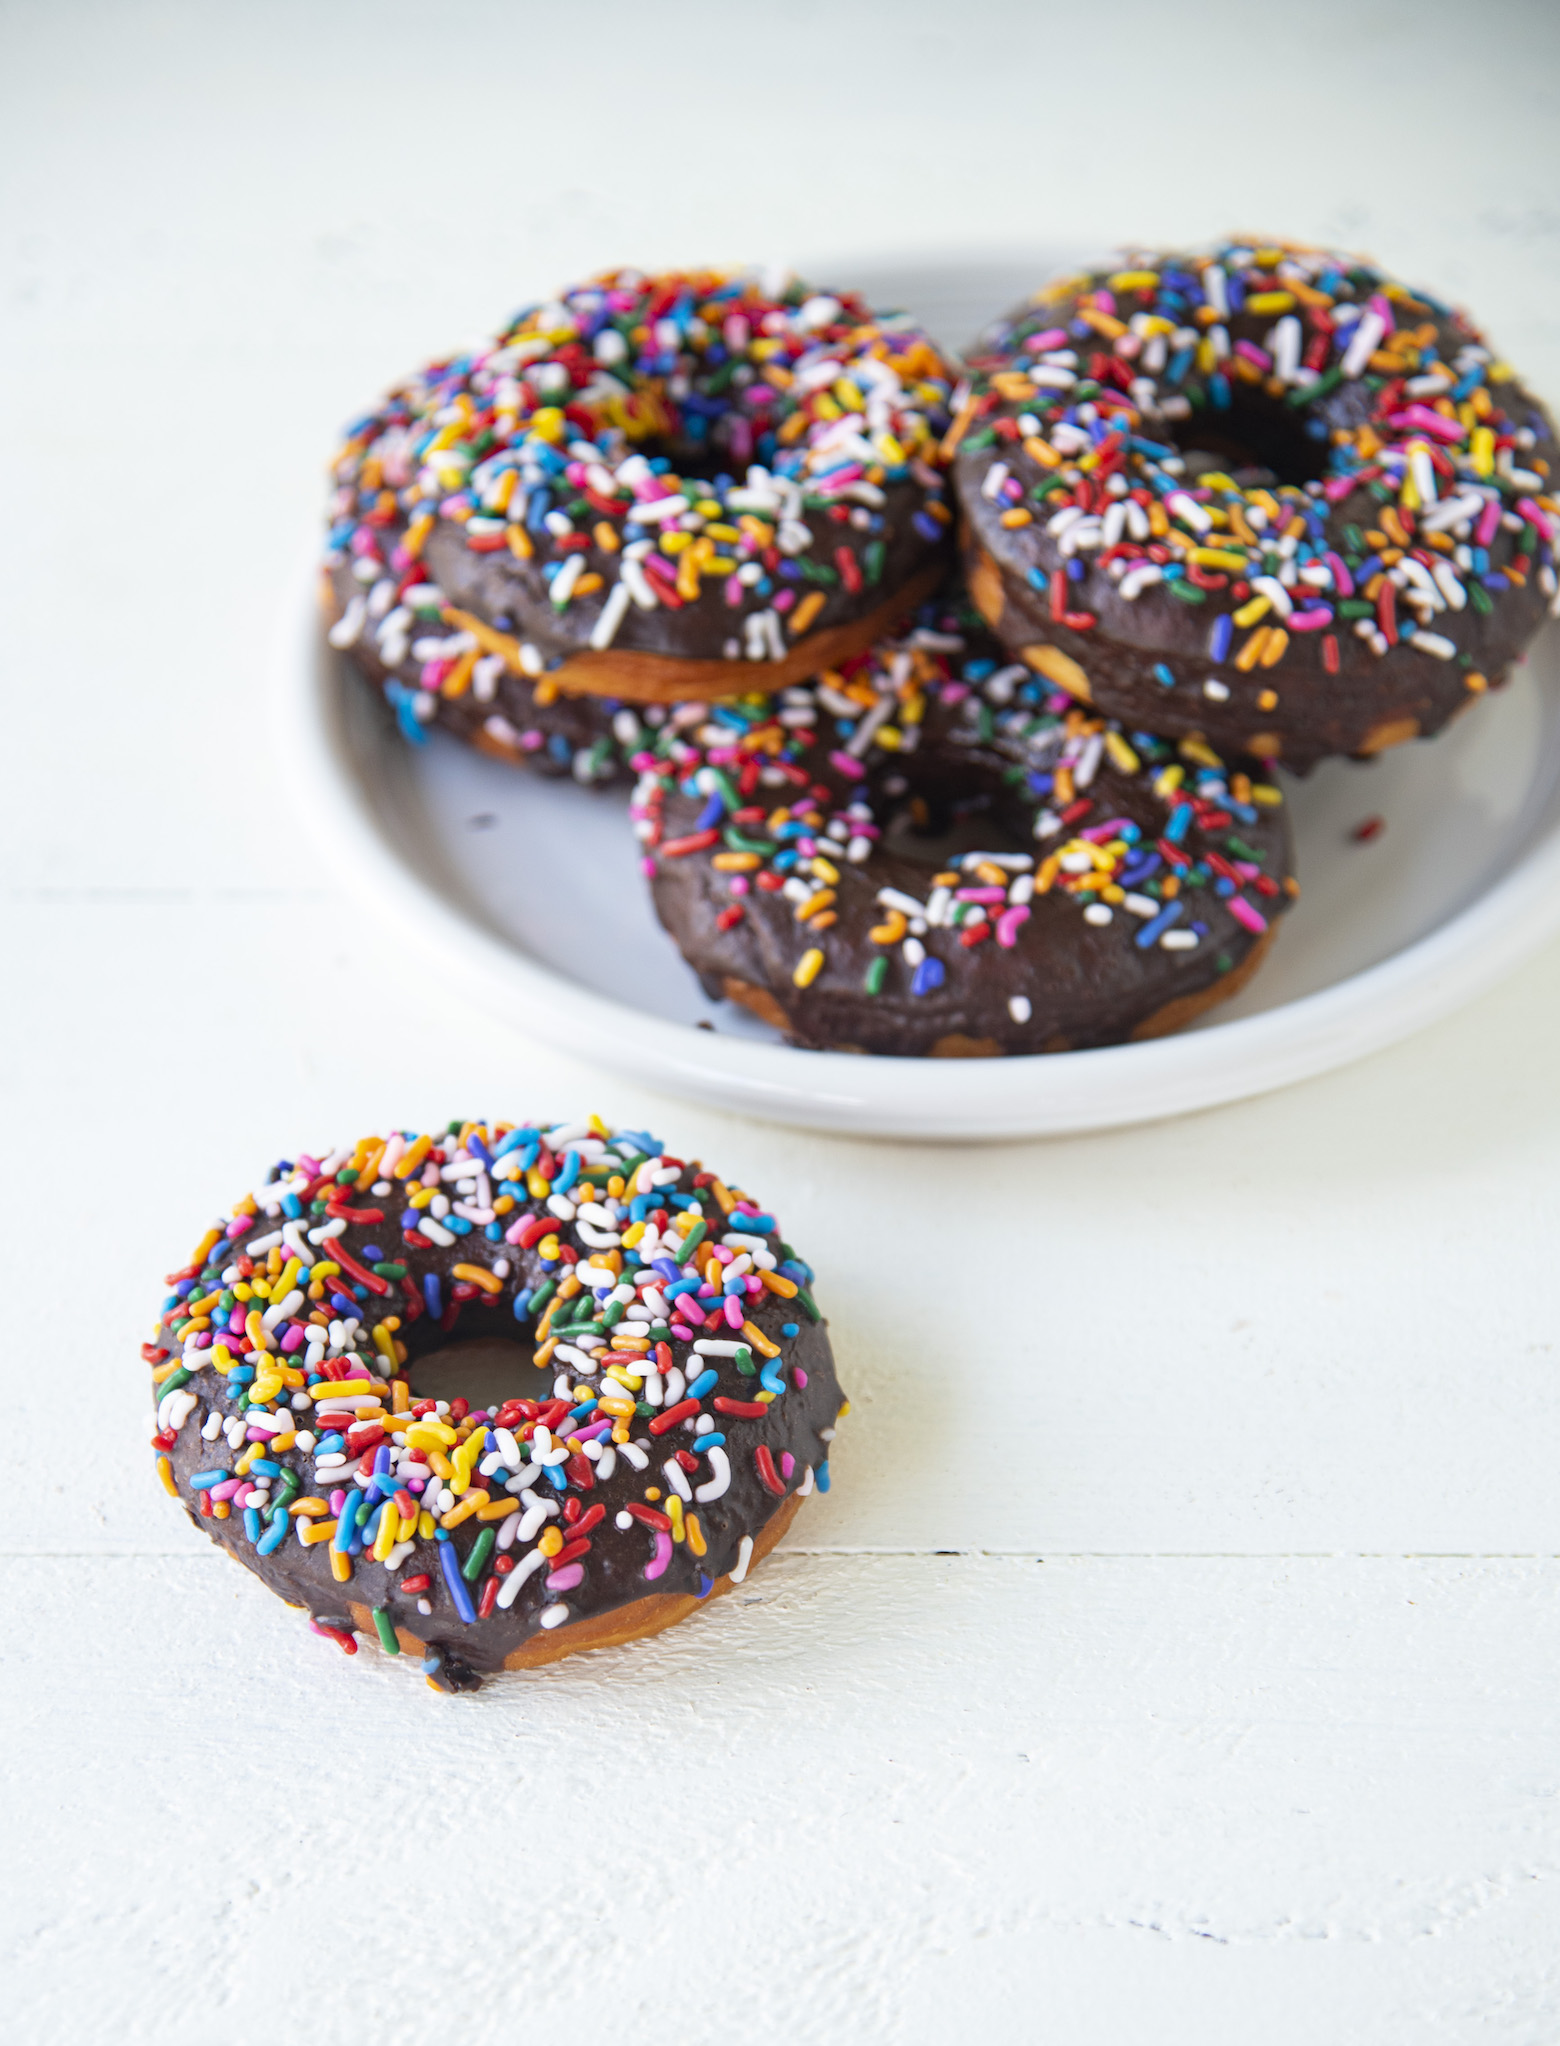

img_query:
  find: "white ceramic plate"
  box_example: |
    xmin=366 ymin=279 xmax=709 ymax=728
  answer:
xmin=277 ymin=257 xmax=1560 ymax=1140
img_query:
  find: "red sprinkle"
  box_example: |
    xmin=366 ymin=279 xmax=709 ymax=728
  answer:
xmin=713 ymin=1397 xmax=767 ymax=1418
xmin=1351 ymin=815 xmax=1385 ymax=843
xmin=649 ymin=1398 xmax=701 ymax=1436
xmin=754 ymin=1444 xmax=787 ymax=1496
xmin=623 ymin=1502 xmax=673 ymax=1532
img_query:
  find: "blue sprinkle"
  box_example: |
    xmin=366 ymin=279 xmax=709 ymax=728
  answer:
xmin=257 ymin=1510 xmax=289 ymax=1556
xmin=249 ymin=1458 xmax=282 ymax=1478
xmin=781 ymin=1322 xmax=799 ymax=1337
xmin=384 ymin=681 xmax=430 ymax=747
xmin=1153 ymin=661 xmax=1177 ymax=689
xmin=329 ymin=1291 xmax=356 ymax=1315
xmin=1165 ymin=803 xmax=1193 ymax=846
xmin=1135 ymin=900 xmax=1185 ymax=949
xmin=1214 ymin=876 xmax=1236 ymax=897
xmin=695 ymin=791 xmax=725 ymax=832
xmin=466 ymin=1133 xmax=492 ymax=1165
xmin=359 ymin=1243 xmax=383 ymax=1264
xmin=1208 ymin=614 xmax=1233 ymax=663
xmin=1066 ymin=556 xmax=1085 ymax=582
xmin=816 ymin=1461 xmax=830 ymax=1494
xmin=437 ymin=1537 xmax=477 ymax=1624
xmin=697 ymin=1433 xmax=727 ymax=1452
xmin=243 ymin=1507 xmax=262 ymax=1545
xmin=1026 ymin=566 xmax=1048 ymax=593
xmin=912 ymin=510 xmax=942 ymax=543
xmin=333 ymin=1493 xmax=363 ymax=1552
xmin=687 ymin=1369 xmax=719 ymax=1401
xmin=760 ymin=1360 xmax=787 ymax=1396
xmin=281 ymin=1193 xmax=302 ymax=1219
xmin=485 ymin=1222 xmax=502 ymax=1241
xmin=512 ymin=1289 xmax=531 ymax=1321
xmin=695 ymin=1571 xmax=715 ymax=1599
xmin=553 ymin=1148 xmax=582 ymax=1196
xmin=911 ymin=956 xmax=945 ymax=998
xmin=316 ymin=1432 xmax=345 ymax=1455
xmin=444 ymin=1215 xmax=473 ymax=1237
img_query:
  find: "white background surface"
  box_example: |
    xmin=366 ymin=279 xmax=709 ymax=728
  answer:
xmin=5 ymin=2 xmax=1560 ymax=2038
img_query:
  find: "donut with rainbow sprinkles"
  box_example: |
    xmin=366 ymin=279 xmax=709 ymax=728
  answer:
xmin=147 ymin=1118 xmax=844 ymax=1692
xmin=955 ymin=238 xmax=1560 ymax=771
xmin=324 ymin=268 xmax=958 ymax=750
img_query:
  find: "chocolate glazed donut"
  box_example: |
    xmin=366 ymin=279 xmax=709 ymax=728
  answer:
xmin=953 ymin=239 xmax=1560 ymax=772
xmin=324 ymin=267 xmax=958 ymax=749
xmin=147 ymin=1119 xmax=845 ymax=1692
xmin=630 ymin=592 xmax=1296 ymax=1056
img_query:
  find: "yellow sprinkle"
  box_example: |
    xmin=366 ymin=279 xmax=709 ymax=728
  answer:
xmin=1246 ymin=291 xmax=1295 ymax=313
xmin=1258 ymin=628 xmax=1289 ymax=669
xmin=1233 ymin=594 xmax=1272 ymax=629
xmin=794 ymin=888 xmax=836 ymax=923
xmin=789 ymin=591 xmax=826 ymax=638
xmin=1234 ymin=628 xmax=1272 ymax=672
xmin=1191 ymin=548 xmax=1250 ymax=573
xmin=793 ymin=948 xmax=824 ymax=989
xmin=999 ymin=508 xmax=1033 ymax=528
xmin=539 ymin=1527 xmax=564 ymax=1558
xmin=1465 ymin=671 xmax=1488 ymax=693
xmin=156 ymin=1455 xmax=177 ymax=1497
xmin=452 ymin=1263 xmax=503 ymax=1296
xmin=686 ymin=1512 xmax=708 ymax=1559
xmin=667 ymin=1493 xmax=686 ymax=1543
xmin=1103 ymin=731 xmax=1140 ymax=775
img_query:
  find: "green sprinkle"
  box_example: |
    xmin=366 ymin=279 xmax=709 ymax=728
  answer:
xmin=1167 ymin=580 xmax=1206 ymax=604
xmin=864 ymin=539 xmax=885 ymax=584
xmin=372 ymin=1261 xmax=407 ymax=1280
xmin=962 ymin=427 xmax=997 ymax=451
xmin=157 ymin=1365 xmax=192 ymax=1398
xmin=528 ymin=1278 xmax=557 ymax=1315
xmin=675 ymin=1218 xmax=707 ymax=1265
xmin=796 ymin=1289 xmax=822 ymax=1323
xmin=1338 ymin=598 xmax=1373 ymax=618
xmin=864 ymin=956 xmax=888 ymax=995
xmin=735 ymin=1346 xmax=757 ymax=1377
xmin=371 ymin=1607 xmax=400 ymax=1655
xmin=724 ymin=827 xmax=776 ymax=856
xmin=1470 ymin=582 xmax=1494 ymax=614
xmin=461 ymin=1528 xmax=496 ymax=1583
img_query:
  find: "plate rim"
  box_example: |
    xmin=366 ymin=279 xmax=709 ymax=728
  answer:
xmin=275 ymin=559 xmax=1560 ymax=1141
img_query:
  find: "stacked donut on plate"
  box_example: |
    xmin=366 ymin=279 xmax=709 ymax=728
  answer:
xmin=323 ymin=246 xmax=1560 ymax=1055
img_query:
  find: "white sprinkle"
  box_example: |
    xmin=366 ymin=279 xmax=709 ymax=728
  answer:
xmin=588 ymin=579 xmax=632 ymax=650
xmin=327 ymin=594 xmax=366 ymax=648
xmin=730 ymin=1534 xmax=755 ymax=1585
xmin=1340 ymin=310 xmax=1387 ymax=379
xmin=1161 ymin=930 xmax=1200 ymax=951
xmin=1083 ymin=904 xmax=1113 ymax=926
xmin=1008 ymin=995 xmax=1032 ymax=1024
xmin=1409 ymin=629 xmax=1458 ymax=660
xmin=1203 ymin=679 xmax=1231 ymax=701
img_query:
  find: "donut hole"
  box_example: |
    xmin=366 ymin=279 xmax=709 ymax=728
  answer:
xmin=878 ymin=762 xmax=1036 ymax=866
xmin=1176 ymin=392 xmax=1328 ymax=490
xmin=403 ymin=1336 xmax=532 ymax=1411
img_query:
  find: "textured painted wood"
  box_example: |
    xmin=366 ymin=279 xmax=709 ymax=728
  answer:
xmin=5 ymin=1554 xmax=1560 ymax=2044
xmin=6 ymin=3 xmax=1560 ymax=2037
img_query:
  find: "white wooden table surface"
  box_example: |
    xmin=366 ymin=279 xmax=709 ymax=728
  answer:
xmin=6 ymin=3 xmax=1560 ymax=2038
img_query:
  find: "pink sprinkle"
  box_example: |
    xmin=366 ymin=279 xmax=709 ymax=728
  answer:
xmin=781 ymin=1452 xmax=796 ymax=1480
xmin=1227 ymin=895 xmax=1268 ymax=935
xmin=545 ymin=1565 xmax=585 ymax=1593
xmin=1476 ymin=499 xmax=1504 ymax=548
xmin=772 ymin=588 xmax=795 ymax=613
xmin=956 ymin=886 xmax=1006 ymax=904
xmin=1288 ymin=607 xmax=1334 ymax=631
xmin=723 ymin=1295 xmax=746 ymax=1330
xmin=643 ymin=1532 xmax=673 ymax=1582
xmin=1024 ymin=328 xmax=1068 ymax=352
xmin=794 ymin=1368 xmax=808 ymax=1388
xmin=996 ymin=906 xmax=1031 ymax=948
xmin=1518 ymin=497 xmax=1555 ymax=542
xmin=1324 ymin=551 xmax=1355 ymax=597
xmin=730 ymin=876 xmax=750 ymax=896
xmin=829 ymin=751 xmax=866 ymax=780
xmin=329 ymin=1488 xmax=347 ymax=1515
xmin=670 ymin=1322 xmax=695 ymax=1341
